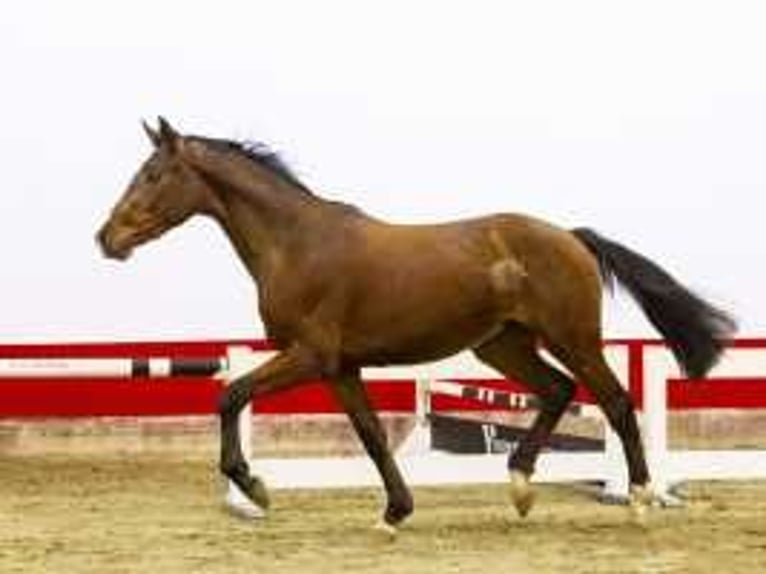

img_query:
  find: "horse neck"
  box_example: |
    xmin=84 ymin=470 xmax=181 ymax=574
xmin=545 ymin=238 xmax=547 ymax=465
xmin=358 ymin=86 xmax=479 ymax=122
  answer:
xmin=191 ymin=149 xmax=329 ymax=281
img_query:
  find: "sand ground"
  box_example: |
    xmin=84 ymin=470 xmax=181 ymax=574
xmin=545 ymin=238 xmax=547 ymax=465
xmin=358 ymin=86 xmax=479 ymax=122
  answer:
xmin=1 ymin=453 xmax=765 ymax=574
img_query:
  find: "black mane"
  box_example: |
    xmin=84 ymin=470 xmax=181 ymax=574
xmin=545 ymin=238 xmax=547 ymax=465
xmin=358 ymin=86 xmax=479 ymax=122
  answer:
xmin=192 ymin=136 xmax=311 ymax=192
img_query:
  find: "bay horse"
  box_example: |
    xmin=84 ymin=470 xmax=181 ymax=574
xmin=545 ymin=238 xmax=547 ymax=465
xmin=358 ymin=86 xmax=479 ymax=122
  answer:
xmin=96 ymin=117 xmax=736 ymax=531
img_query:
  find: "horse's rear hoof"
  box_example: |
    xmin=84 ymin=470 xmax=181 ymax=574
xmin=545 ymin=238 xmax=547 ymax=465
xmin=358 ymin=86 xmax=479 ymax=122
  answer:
xmin=629 ymin=483 xmax=654 ymax=525
xmin=373 ymin=519 xmax=398 ymax=540
xmin=509 ymin=470 xmax=535 ymax=518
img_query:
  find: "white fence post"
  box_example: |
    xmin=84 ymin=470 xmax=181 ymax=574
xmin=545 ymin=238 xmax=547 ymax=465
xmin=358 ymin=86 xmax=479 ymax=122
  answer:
xmin=642 ymin=346 xmax=678 ymax=499
xmin=601 ymin=344 xmax=632 ymax=499
xmin=396 ymin=376 xmax=432 ymax=456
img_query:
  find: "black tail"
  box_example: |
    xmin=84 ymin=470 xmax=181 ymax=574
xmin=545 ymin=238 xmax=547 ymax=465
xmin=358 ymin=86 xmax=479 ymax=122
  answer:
xmin=572 ymin=227 xmax=737 ymax=378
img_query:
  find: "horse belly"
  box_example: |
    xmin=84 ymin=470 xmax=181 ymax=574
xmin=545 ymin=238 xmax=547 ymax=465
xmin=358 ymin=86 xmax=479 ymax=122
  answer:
xmin=343 ymin=282 xmax=500 ymax=366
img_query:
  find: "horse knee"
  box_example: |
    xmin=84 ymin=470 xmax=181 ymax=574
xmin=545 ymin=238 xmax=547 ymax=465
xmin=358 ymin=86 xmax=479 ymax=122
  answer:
xmin=217 ymin=392 xmax=235 ymax=418
xmin=540 ymin=378 xmax=575 ymax=413
xmin=553 ymin=379 xmax=576 ymax=407
xmin=218 ymin=379 xmax=251 ymax=418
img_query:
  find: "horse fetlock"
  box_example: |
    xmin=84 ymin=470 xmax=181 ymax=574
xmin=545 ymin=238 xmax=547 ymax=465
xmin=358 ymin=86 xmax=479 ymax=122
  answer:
xmin=219 ymin=458 xmax=249 ymax=481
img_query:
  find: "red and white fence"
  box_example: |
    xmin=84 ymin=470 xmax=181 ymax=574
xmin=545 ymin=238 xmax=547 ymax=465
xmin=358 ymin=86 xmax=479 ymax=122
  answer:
xmin=1 ymin=339 xmax=765 ymax=506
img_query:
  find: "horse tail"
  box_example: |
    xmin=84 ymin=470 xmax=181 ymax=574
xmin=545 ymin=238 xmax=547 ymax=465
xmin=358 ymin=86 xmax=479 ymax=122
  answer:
xmin=571 ymin=227 xmax=737 ymax=378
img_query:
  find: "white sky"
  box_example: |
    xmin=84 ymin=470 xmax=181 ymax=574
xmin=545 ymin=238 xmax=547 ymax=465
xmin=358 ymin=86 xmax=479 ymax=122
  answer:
xmin=0 ymin=1 xmax=764 ymax=342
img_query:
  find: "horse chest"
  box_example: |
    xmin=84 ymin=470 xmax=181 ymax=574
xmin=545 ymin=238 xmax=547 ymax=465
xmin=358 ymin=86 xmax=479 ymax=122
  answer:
xmin=256 ymin=280 xmax=313 ymax=338
xmin=256 ymin=266 xmax=343 ymax=342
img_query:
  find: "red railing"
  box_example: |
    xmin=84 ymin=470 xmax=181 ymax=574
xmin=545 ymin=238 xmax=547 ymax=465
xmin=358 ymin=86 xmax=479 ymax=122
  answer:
xmin=0 ymin=339 xmax=764 ymax=417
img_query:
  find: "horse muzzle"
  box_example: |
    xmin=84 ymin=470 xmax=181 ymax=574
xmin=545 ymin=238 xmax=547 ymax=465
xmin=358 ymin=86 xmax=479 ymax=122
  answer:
xmin=96 ymin=224 xmax=133 ymax=261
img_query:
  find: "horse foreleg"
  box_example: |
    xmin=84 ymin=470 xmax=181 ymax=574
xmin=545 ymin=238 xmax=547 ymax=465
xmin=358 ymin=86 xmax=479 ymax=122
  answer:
xmin=218 ymin=346 xmax=319 ymax=512
xmin=331 ymin=371 xmax=414 ymax=532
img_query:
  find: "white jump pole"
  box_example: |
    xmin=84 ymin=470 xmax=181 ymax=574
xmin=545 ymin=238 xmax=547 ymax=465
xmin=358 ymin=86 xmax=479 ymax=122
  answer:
xmin=642 ymin=346 xmax=678 ymax=502
xmin=0 ymin=356 xmax=226 ymax=379
xmin=600 ymin=344 xmax=632 ymax=500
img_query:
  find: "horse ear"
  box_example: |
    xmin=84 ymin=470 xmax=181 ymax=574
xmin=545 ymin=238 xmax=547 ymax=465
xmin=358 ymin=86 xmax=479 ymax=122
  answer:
xmin=142 ymin=119 xmax=161 ymax=147
xmin=157 ymin=116 xmax=180 ymax=150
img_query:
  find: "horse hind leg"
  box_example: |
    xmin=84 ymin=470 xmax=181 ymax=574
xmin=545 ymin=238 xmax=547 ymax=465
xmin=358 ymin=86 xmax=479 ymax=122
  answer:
xmin=549 ymin=340 xmax=654 ymax=518
xmin=473 ymin=323 xmax=576 ymax=518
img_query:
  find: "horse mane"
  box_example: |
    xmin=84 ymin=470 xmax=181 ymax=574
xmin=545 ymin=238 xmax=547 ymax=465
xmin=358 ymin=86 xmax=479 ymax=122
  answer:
xmin=190 ymin=135 xmax=313 ymax=193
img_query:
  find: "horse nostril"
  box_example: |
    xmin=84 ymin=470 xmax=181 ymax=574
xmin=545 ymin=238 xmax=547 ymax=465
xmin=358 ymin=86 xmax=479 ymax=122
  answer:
xmin=96 ymin=226 xmax=108 ymax=247
xmin=96 ymin=223 xmax=116 ymax=255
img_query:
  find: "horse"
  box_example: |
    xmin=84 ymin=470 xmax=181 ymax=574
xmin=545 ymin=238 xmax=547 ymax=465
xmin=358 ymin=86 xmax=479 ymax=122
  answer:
xmin=96 ymin=117 xmax=736 ymax=531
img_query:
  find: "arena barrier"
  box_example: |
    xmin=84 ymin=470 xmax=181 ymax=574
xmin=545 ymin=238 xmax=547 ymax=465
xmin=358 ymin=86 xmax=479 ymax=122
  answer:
xmin=2 ymin=340 xmax=766 ymax=514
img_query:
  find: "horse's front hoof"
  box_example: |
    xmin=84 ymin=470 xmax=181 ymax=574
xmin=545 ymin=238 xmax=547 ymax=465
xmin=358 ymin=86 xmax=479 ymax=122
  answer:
xmin=225 ymin=481 xmax=267 ymax=520
xmin=226 ymin=496 xmax=267 ymax=520
xmin=508 ymin=470 xmax=535 ymax=518
xmin=248 ymin=475 xmax=271 ymax=510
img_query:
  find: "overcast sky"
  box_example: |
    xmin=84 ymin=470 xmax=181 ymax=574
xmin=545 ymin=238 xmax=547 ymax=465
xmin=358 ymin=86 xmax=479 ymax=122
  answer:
xmin=0 ymin=1 xmax=764 ymax=343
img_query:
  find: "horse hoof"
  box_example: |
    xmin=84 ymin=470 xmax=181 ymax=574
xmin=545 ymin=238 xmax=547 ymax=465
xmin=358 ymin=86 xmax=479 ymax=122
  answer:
xmin=508 ymin=470 xmax=535 ymax=518
xmin=373 ymin=519 xmax=398 ymax=539
xmin=629 ymin=484 xmax=654 ymax=524
xmin=247 ymin=475 xmax=271 ymax=510
xmin=225 ymin=483 xmax=267 ymax=520
xmin=226 ymin=498 xmax=267 ymax=520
